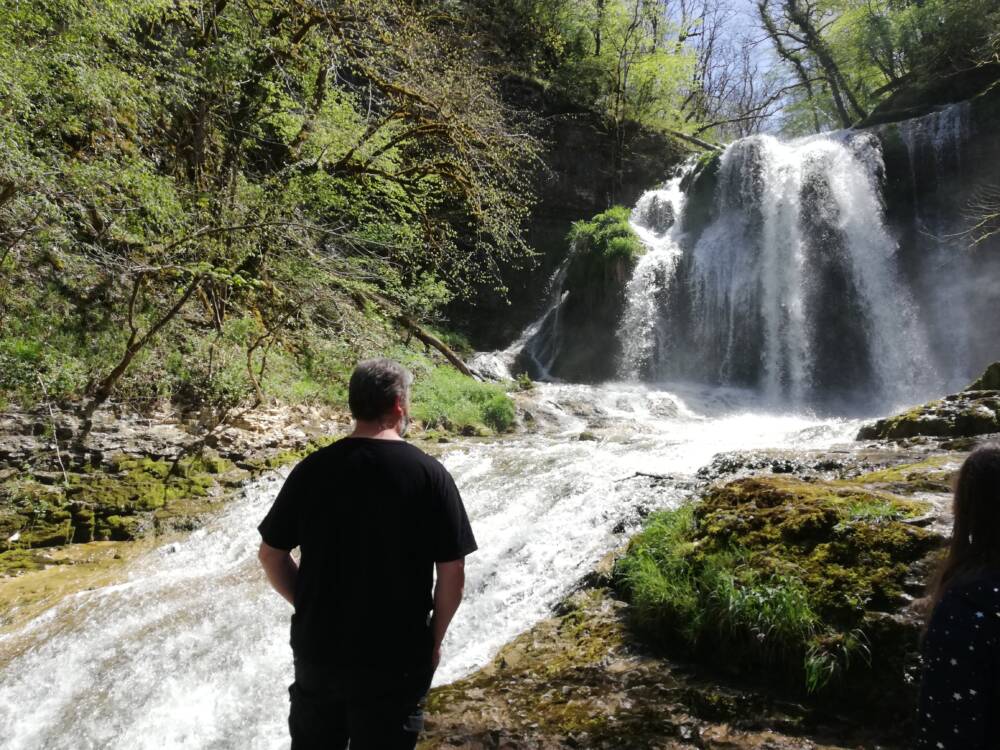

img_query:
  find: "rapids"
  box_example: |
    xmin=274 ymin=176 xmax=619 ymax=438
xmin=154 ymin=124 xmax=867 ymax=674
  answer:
xmin=0 ymin=383 xmax=860 ymax=750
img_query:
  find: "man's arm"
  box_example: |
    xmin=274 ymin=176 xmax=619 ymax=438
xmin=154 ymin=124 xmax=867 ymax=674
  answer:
xmin=258 ymin=541 xmax=298 ymax=605
xmin=430 ymin=558 xmax=465 ymax=670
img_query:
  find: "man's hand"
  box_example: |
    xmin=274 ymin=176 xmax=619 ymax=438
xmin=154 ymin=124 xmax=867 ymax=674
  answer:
xmin=430 ymin=558 xmax=465 ymax=671
xmin=258 ymin=541 xmax=298 ymax=605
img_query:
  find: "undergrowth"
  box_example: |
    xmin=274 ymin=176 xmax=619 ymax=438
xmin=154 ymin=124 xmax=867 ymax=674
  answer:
xmin=615 ymin=477 xmax=935 ymax=694
xmin=409 ymin=364 xmax=516 ymax=435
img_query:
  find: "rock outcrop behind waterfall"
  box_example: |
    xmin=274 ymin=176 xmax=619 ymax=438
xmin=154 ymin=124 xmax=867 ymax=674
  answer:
xmin=448 ymin=76 xmax=684 ymax=350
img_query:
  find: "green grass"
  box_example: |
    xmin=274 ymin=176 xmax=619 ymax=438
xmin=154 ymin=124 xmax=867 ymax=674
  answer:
xmin=615 ymin=504 xmax=870 ymax=693
xmin=410 ymin=365 xmax=516 ymax=435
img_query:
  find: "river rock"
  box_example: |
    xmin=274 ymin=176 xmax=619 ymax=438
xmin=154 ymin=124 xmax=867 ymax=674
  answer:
xmin=857 ymin=366 xmax=1000 ymax=441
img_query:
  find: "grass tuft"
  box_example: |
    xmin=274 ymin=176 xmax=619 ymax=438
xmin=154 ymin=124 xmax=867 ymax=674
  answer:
xmin=410 ymin=366 xmax=516 ymax=435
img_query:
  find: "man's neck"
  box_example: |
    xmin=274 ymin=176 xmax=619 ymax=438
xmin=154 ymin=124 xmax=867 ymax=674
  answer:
xmin=350 ymin=420 xmax=404 ymax=441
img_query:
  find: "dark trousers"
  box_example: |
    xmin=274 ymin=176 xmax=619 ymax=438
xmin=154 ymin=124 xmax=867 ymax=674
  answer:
xmin=289 ymin=659 xmax=432 ymax=750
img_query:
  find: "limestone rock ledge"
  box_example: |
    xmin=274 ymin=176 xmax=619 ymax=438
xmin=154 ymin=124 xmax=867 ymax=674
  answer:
xmin=423 ymin=587 xmax=891 ymax=750
xmin=857 ymin=363 xmax=1000 ymax=441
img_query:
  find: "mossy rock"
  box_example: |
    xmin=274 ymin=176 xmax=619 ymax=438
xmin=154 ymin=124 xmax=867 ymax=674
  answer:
xmin=694 ymin=477 xmax=935 ymax=620
xmin=615 ymin=473 xmax=942 ymax=717
xmin=858 ymin=391 xmax=1000 ymax=441
xmin=0 ymin=453 xmax=243 ymax=551
xmin=98 ymin=514 xmax=142 ymax=542
xmin=679 ymin=152 xmax=722 ymax=243
xmin=968 ymin=361 xmax=1000 ymax=391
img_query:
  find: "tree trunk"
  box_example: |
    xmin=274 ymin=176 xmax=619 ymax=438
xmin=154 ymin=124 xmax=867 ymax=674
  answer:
xmin=398 ymin=316 xmax=477 ymax=378
xmin=77 ymin=275 xmax=203 ymax=443
xmin=784 ymin=0 xmax=867 ymax=126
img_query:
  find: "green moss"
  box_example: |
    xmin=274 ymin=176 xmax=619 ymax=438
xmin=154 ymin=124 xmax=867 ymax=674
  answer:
xmin=851 ymin=455 xmax=956 ymax=494
xmin=615 ymin=475 xmax=937 ymax=694
xmin=67 ymin=455 xmax=222 ymax=516
xmin=0 ymin=548 xmax=70 ymax=576
xmin=1 ymin=453 xmax=251 ymax=549
xmin=858 ymin=379 xmax=1000 ymax=440
xmin=241 ymin=436 xmax=338 ymax=472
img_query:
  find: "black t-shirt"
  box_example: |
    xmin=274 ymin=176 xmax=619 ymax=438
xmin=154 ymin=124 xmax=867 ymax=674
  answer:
xmin=257 ymin=437 xmax=477 ymax=681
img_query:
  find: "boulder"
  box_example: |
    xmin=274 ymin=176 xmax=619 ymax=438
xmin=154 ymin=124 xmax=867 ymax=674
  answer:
xmin=968 ymin=361 xmax=1000 ymax=391
xmin=858 ymin=364 xmax=1000 ymax=441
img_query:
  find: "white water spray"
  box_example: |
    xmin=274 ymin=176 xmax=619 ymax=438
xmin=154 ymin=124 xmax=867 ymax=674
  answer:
xmin=618 ymin=131 xmax=937 ymax=410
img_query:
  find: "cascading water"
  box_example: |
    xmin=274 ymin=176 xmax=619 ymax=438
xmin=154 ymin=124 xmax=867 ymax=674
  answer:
xmin=0 ymin=385 xmax=861 ymax=749
xmin=618 ymin=130 xmax=938 ymax=411
xmin=468 ymin=255 xmax=573 ymax=382
xmin=617 ymin=177 xmax=687 ymax=380
xmin=4 ymin=104 xmax=995 ymax=750
xmin=898 ymin=101 xmax=971 ymax=187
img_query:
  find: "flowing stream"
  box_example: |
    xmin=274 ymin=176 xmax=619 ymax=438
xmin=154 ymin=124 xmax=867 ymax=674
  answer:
xmin=0 ymin=383 xmax=860 ymax=749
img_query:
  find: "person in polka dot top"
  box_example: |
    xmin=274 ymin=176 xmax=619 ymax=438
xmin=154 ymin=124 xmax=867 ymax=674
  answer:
xmin=918 ymin=444 xmax=1000 ymax=748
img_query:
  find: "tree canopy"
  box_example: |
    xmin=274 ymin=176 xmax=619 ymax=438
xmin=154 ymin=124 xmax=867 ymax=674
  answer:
xmin=0 ymin=0 xmax=540 ymax=416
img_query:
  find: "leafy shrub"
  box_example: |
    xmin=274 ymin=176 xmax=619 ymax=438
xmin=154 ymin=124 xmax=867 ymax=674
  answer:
xmin=568 ymin=205 xmax=644 ymax=260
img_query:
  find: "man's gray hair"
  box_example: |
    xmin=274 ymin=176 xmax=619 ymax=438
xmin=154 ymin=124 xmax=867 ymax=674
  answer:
xmin=348 ymin=358 xmax=413 ymax=421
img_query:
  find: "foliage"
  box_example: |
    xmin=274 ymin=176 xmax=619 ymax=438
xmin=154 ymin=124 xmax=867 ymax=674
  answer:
xmin=410 ymin=366 xmax=516 ymax=435
xmin=758 ymin=0 xmax=1000 ymax=134
xmin=568 ymin=206 xmax=644 ymax=260
xmin=0 ymin=0 xmax=540 ymax=416
xmin=616 ymin=476 xmax=937 ymax=693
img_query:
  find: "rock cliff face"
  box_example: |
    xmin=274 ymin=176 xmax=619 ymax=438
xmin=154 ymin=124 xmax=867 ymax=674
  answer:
xmin=876 ymin=83 xmax=1000 ymax=387
xmin=450 ymin=76 xmax=685 ymax=350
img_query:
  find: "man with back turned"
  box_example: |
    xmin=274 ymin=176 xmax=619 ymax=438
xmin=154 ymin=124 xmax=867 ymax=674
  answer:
xmin=257 ymin=358 xmax=477 ymax=749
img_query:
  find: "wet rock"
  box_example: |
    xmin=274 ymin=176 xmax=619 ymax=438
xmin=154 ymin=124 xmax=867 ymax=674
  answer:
xmin=969 ymin=361 xmax=1000 ymax=391
xmin=614 ymin=458 xmax=956 ymax=734
xmin=857 ymin=364 xmax=1000 ymax=441
xmin=422 ymin=588 xmax=892 ymax=750
xmin=637 ymin=193 xmax=675 ymax=234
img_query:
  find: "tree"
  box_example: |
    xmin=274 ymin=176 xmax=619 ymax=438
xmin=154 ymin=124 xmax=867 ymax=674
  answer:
xmin=0 ymin=0 xmax=540 ymax=425
xmin=757 ymin=0 xmax=867 ymax=130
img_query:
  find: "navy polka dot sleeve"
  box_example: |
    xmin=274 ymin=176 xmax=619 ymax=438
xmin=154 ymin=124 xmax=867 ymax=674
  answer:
xmin=917 ymin=576 xmax=1000 ymax=749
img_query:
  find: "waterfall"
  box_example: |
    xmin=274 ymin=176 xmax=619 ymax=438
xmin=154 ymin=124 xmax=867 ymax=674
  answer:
xmin=617 ymin=130 xmax=938 ymax=410
xmin=617 ymin=178 xmax=687 ymax=379
xmin=898 ymin=101 xmax=971 ymax=182
xmin=469 ymin=251 xmax=574 ymax=382
xmin=478 ymin=104 xmax=992 ymax=408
